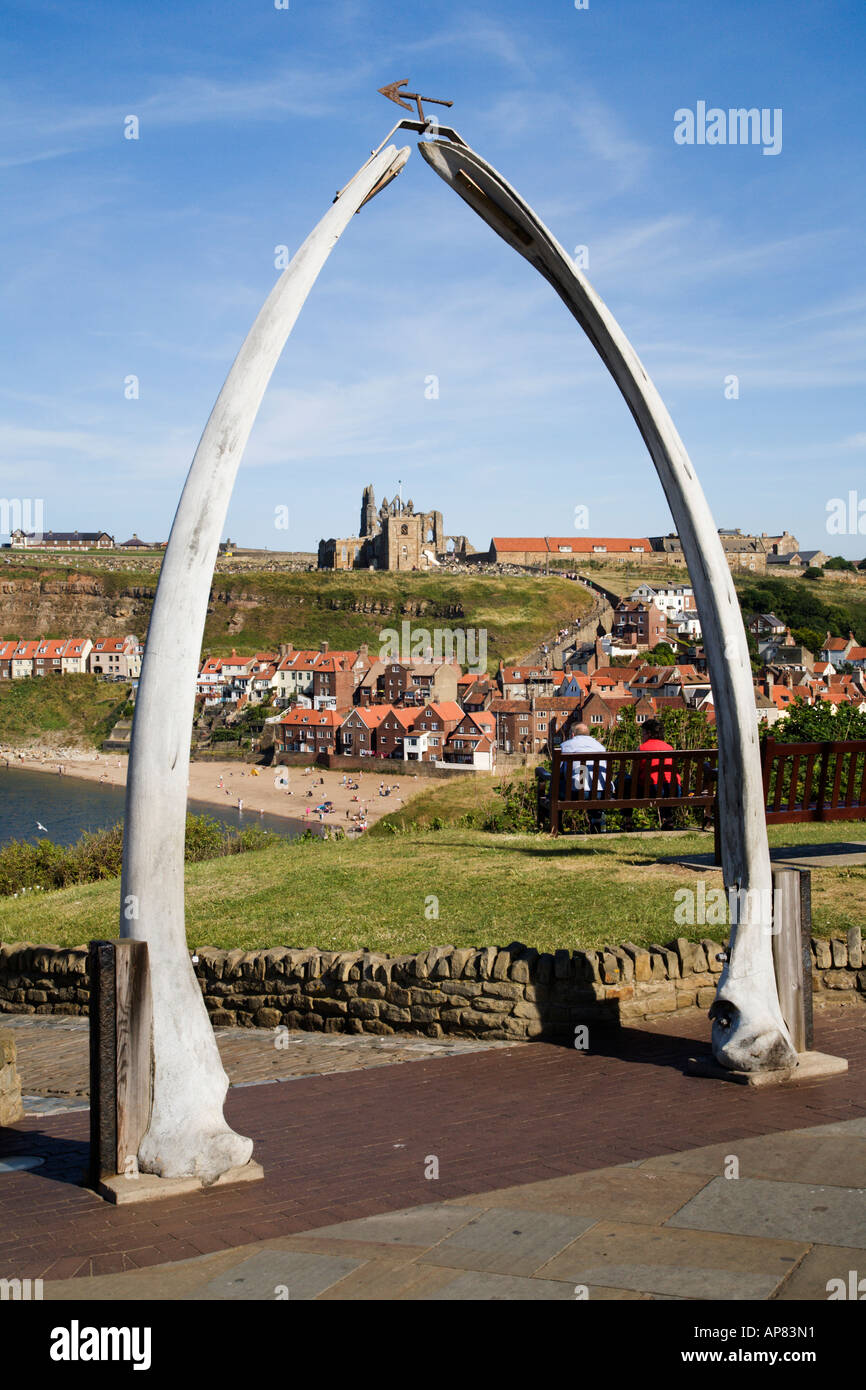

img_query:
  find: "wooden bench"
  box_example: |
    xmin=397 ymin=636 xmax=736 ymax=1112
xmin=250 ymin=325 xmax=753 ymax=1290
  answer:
xmin=536 ymin=738 xmax=866 ymax=854
xmin=536 ymin=748 xmax=719 ymax=836
xmin=762 ymin=737 xmax=866 ymax=825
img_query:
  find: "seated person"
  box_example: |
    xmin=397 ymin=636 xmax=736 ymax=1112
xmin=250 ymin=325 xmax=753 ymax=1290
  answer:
xmin=558 ymin=721 xmax=607 ymax=832
xmin=637 ymin=718 xmax=682 ymax=827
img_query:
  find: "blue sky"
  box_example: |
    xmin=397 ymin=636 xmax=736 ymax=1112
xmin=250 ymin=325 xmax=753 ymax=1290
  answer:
xmin=1 ymin=0 xmax=864 ymax=557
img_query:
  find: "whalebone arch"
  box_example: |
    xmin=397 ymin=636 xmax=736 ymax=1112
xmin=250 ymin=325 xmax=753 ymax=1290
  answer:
xmin=119 ymin=127 xmax=794 ymax=1187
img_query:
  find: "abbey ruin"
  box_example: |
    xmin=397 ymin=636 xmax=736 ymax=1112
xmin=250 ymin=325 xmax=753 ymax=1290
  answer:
xmin=317 ymin=485 xmax=476 ymax=571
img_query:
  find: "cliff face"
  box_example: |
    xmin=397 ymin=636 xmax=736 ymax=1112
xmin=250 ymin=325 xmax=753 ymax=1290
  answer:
xmin=0 ymin=562 xmax=593 ymax=668
xmin=0 ymin=573 xmax=155 ymax=637
xmin=0 ymin=574 xmax=467 ymax=641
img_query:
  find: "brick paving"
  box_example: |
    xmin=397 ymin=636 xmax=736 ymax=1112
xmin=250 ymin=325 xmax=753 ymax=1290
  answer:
xmin=1 ymin=1005 xmax=865 ymax=1283
xmin=3 ymin=1014 xmax=513 ymax=1100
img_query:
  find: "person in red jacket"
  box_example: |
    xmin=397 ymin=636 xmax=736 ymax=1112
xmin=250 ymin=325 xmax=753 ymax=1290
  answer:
xmin=638 ymin=718 xmax=681 ymax=827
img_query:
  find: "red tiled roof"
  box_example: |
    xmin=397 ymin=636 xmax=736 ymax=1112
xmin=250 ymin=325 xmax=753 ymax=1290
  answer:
xmin=279 ymin=708 xmax=343 ymax=728
xmin=492 ymin=537 xmax=651 ymax=554
xmin=426 ymin=701 xmax=464 ymax=722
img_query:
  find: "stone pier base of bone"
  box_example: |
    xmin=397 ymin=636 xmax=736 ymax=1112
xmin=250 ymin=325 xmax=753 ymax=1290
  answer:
xmin=96 ymin=1160 xmax=264 ymax=1206
xmin=687 ymin=1051 xmax=848 ymax=1088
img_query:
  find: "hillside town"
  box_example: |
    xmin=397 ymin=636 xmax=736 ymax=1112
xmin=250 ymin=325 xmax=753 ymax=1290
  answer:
xmin=4 ymin=579 xmax=866 ymax=768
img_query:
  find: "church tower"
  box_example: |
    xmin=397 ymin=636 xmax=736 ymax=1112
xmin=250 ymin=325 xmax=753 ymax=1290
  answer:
xmin=360 ymin=484 xmax=377 ymax=538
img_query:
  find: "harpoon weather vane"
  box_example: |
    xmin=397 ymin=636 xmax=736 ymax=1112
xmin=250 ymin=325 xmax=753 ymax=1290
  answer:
xmin=378 ymin=78 xmax=454 ymax=126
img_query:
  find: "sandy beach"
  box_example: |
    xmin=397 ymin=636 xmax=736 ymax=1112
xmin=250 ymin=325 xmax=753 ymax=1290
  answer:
xmin=0 ymin=744 xmax=422 ymax=835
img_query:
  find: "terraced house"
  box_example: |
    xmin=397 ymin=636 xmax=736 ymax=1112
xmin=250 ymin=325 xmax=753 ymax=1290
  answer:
xmin=88 ymin=635 xmax=143 ymax=680
xmin=339 ymin=705 xmax=390 ymax=756
xmin=274 ymin=708 xmax=342 ymax=755
xmin=401 ymin=701 xmax=464 ymax=763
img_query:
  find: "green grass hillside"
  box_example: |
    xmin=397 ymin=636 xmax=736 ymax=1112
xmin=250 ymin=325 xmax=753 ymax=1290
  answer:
xmin=0 ymin=676 xmax=130 ymax=748
xmin=202 ymin=571 xmax=593 ymax=665
xmin=1 ymin=562 xmax=593 ymax=670
xmin=1 ymin=820 xmax=860 ymax=954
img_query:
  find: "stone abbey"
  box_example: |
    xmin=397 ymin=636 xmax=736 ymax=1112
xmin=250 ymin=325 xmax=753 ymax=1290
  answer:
xmin=317 ymin=485 xmax=475 ymax=571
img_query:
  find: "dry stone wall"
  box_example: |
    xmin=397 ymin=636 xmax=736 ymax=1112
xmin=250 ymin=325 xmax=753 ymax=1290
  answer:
xmin=1 ymin=932 xmax=863 ymax=1039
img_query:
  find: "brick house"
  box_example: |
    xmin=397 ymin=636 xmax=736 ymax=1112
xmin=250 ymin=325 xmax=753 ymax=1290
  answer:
xmin=376 ymin=706 xmax=418 ymax=759
xmin=275 ymin=707 xmax=342 ymax=755
xmin=32 ymin=639 xmax=68 ymax=676
xmin=497 ymin=664 xmax=556 ymax=700
xmin=402 ymin=701 xmax=464 ymax=763
xmin=444 ymin=711 xmax=497 ymax=768
xmin=611 ymin=599 xmax=667 ymax=650
xmin=0 ymin=640 xmax=16 ymax=680
xmin=339 ymin=705 xmax=391 ymax=756
xmin=311 ymin=655 xmax=356 ymax=711
xmin=490 ymin=698 xmax=532 ymax=754
xmin=371 ymin=660 xmax=461 ymax=708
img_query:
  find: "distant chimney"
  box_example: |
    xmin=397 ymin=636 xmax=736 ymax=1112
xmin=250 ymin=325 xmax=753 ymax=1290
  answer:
xmin=279 ymin=642 xmax=292 ymax=658
xmin=320 ymin=641 xmax=329 ymax=653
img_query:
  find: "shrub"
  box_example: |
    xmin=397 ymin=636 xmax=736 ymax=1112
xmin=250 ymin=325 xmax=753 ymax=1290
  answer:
xmin=0 ymin=812 xmax=283 ymax=897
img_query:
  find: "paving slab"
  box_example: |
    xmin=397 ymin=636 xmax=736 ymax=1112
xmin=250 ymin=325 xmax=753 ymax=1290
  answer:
xmin=422 ymin=1269 xmax=585 ymax=1300
xmin=315 ymin=1256 xmax=464 ymax=1302
xmin=812 ymin=1118 xmax=866 ymax=1138
xmin=418 ymin=1206 xmax=596 ymax=1276
xmin=191 ymin=1248 xmax=362 ymax=1301
xmin=447 ymin=1164 xmax=713 ymax=1225
xmin=298 ymin=1203 xmax=483 ymax=1249
xmin=771 ymin=1244 xmax=866 ymax=1301
xmin=536 ymin=1219 xmax=808 ymax=1300
xmin=640 ymin=1129 xmax=866 ymax=1188
xmin=666 ymin=1176 xmax=866 ymax=1248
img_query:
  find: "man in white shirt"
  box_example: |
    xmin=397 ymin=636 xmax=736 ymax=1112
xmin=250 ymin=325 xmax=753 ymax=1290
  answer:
xmin=559 ymin=721 xmax=608 ymax=831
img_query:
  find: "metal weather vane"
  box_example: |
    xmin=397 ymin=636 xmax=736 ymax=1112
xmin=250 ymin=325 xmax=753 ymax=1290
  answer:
xmin=378 ymin=78 xmax=453 ymax=125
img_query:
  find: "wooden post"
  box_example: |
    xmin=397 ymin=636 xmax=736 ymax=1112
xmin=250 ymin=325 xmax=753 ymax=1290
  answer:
xmin=771 ymin=868 xmax=807 ymax=1054
xmin=795 ymin=867 xmax=815 ymax=1052
xmin=88 ymin=940 xmax=117 ymax=1188
xmin=550 ymin=750 xmax=561 ymax=836
xmin=114 ymin=938 xmax=152 ymax=1177
xmin=89 ymin=938 xmax=152 ymax=1188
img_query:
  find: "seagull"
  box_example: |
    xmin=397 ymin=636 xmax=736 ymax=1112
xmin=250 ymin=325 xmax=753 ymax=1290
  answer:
xmin=36 ymin=822 xmax=48 ymax=833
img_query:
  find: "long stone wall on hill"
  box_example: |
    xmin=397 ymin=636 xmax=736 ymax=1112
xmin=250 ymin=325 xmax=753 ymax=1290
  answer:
xmin=1 ymin=934 xmax=863 ymax=1038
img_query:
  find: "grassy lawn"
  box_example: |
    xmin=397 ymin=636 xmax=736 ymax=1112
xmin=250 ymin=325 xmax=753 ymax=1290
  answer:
xmin=1 ymin=819 xmax=862 ymax=954
xmin=0 ymin=676 xmax=130 ymax=748
xmin=368 ymin=772 xmax=506 ymax=833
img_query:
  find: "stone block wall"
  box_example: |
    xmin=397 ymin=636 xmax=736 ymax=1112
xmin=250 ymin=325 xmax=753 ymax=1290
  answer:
xmin=1 ymin=931 xmax=863 ymax=1039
